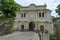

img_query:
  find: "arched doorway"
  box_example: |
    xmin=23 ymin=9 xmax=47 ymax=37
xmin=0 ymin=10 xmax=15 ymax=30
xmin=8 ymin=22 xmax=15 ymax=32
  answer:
xmin=40 ymin=25 xmax=44 ymax=32
xmin=21 ymin=25 xmax=24 ymax=31
xmin=29 ymin=22 xmax=35 ymax=31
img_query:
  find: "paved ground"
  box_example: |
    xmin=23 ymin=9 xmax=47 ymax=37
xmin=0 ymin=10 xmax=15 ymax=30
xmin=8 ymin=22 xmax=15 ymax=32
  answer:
xmin=0 ymin=31 xmax=39 ymax=40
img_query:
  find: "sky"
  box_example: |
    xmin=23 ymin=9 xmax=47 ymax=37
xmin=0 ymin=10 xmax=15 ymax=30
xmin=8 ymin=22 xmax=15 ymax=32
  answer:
xmin=14 ymin=0 xmax=60 ymax=17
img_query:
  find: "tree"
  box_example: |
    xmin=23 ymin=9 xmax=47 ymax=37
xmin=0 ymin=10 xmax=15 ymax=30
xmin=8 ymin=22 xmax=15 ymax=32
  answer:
xmin=56 ymin=4 xmax=60 ymax=15
xmin=0 ymin=0 xmax=20 ymax=18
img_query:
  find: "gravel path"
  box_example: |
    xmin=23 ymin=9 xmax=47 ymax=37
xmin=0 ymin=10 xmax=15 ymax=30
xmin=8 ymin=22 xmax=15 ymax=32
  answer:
xmin=0 ymin=31 xmax=39 ymax=40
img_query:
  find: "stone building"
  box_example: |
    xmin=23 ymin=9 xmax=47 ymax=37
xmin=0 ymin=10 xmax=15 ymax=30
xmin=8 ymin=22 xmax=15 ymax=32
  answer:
xmin=53 ymin=17 xmax=60 ymax=40
xmin=14 ymin=4 xmax=54 ymax=34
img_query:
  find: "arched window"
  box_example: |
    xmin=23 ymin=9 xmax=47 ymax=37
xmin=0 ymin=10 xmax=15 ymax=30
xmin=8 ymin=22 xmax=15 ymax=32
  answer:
xmin=21 ymin=13 xmax=23 ymax=17
xmin=21 ymin=13 xmax=26 ymax=17
xmin=40 ymin=25 xmax=44 ymax=32
xmin=39 ymin=13 xmax=41 ymax=17
xmin=42 ymin=12 xmax=44 ymax=17
xmin=24 ymin=13 xmax=26 ymax=17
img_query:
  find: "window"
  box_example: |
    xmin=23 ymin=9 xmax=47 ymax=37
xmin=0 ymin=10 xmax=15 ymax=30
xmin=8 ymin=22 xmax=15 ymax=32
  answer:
xmin=39 ymin=13 xmax=41 ymax=17
xmin=21 ymin=13 xmax=23 ymax=17
xmin=24 ymin=13 xmax=26 ymax=17
xmin=39 ymin=12 xmax=44 ymax=17
xmin=42 ymin=12 xmax=44 ymax=17
xmin=21 ymin=13 xmax=26 ymax=17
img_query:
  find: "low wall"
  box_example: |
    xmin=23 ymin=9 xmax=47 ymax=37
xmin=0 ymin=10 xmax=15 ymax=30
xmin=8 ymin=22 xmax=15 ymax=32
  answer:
xmin=0 ymin=18 xmax=14 ymax=36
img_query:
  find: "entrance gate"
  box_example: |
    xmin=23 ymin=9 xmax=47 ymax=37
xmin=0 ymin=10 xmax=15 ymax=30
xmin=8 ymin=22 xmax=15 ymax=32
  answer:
xmin=29 ymin=22 xmax=35 ymax=31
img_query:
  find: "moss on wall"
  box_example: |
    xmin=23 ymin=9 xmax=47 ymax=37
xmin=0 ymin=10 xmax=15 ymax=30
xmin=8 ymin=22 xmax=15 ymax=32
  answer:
xmin=0 ymin=18 xmax=14 ymax=36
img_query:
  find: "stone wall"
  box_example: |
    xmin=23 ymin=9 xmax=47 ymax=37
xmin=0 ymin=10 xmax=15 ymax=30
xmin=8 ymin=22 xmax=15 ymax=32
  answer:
xmin=0 ymin=18 xmax=14 ymax=36
xmin=53 ymin=17 xmax=60 ymax=40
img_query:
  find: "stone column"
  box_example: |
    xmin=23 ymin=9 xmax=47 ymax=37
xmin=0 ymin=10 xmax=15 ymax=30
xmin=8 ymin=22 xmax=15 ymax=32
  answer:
xmin=24 ymin=21 xmax=29 ymax=31
xmin=35 ymin=22 xmax=37 ymax=31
